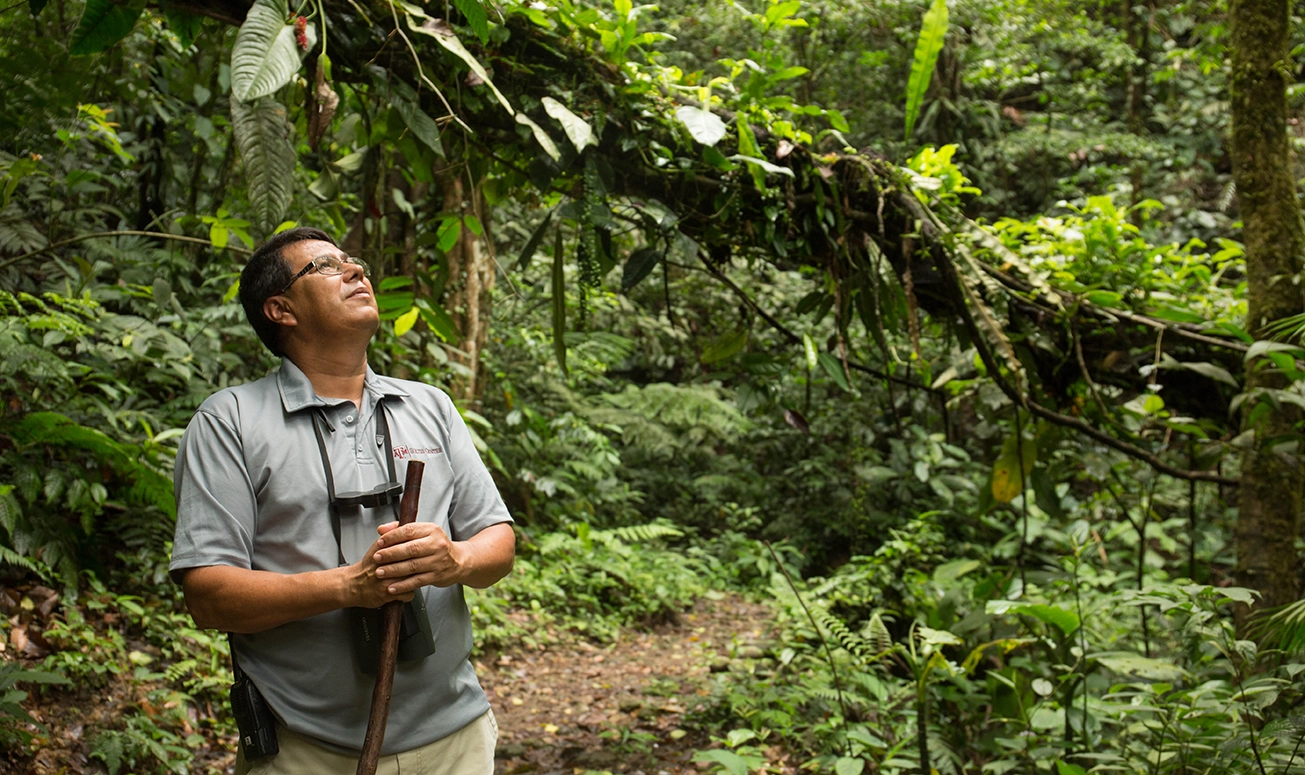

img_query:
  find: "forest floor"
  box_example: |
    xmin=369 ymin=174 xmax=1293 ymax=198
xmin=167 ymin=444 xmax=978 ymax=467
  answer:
xmin=4 ymin=589 xmax=779 ymax=775
xmin=483 ymin=593 xmax=783 ymax=775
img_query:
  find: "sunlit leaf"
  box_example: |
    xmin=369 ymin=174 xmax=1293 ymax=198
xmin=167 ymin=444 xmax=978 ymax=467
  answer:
xmin=542 ymin=97 xmax=596 ymax=152
xmin=676 ymin=106 xmax=727 ymax=147
xmin=394 ymin=306 xmax=420 ymax=337
xmin=231 ymin=0 xmax=312 ymax=102
xmin=903 ymin=0 xmax=948 ymax=140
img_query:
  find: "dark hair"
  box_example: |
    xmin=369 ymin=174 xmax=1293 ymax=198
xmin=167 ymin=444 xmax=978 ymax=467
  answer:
xmin=239 ymin=227 xmax=338 ymax=356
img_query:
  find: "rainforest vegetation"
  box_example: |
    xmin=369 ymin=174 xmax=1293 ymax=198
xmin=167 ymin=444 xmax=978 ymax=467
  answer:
xmin=4 ymin=0 xmax=1305 ymax=772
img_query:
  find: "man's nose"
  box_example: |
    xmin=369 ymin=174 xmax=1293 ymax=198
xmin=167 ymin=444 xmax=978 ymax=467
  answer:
xmin=343 ymin=260 xmax=366 ymax=282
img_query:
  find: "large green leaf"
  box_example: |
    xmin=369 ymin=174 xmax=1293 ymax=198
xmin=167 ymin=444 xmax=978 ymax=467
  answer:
xmin=231 ymin=0 xmax=308 ymax=102
xmin=986 ymin=600 xmax=1080 ymax=636
xmin=69 ymin=0 xmax=146 ymax=56
xmin=452 ymin=0 xmax=490 ymax=44
xmin=230 ymin=95 xmax=296 ymax=234
xmin=903 ymin=0 xmax=948 ymax=140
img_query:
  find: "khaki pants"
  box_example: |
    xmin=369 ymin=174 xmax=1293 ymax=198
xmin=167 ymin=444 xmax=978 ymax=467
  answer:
xmin=236 ymin=711 xmax=498 ymax=775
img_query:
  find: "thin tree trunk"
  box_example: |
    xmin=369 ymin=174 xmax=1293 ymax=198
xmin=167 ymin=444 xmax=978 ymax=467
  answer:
xmin=439 ymin=170 xmax=495 ymax=406
xmin=1229 ymin=0 xmax=1305 ymax=620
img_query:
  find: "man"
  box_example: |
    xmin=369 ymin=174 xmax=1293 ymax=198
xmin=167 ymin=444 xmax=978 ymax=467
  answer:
xmin=170 ymin=227 xmax=515 ymax=775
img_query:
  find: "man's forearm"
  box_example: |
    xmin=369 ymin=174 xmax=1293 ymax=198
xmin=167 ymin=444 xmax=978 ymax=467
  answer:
xmin=181 ymin=564 xmax=351 ymax=634
xmin=453 ymin=523 xmax=516 ymax=588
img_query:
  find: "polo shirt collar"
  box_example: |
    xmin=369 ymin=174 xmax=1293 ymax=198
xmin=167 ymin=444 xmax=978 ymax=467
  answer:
xmin=276 ymin=358 xmax=410 ymax=414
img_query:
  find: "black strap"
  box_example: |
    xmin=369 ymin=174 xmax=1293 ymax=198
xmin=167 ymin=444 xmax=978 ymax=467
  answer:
xmin=310 ymin=400 xmax=400 ymax=567
xmin=229 ymin=633 xmax=245 ymax=681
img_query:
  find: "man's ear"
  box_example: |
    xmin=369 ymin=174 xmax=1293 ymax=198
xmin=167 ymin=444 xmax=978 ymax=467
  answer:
xmin=264 ymin=295 xmax=298 ymax=328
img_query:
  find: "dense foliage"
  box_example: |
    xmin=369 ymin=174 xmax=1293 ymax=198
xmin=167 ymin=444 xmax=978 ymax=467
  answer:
xmin=3 ymin=0 xmax=1305 ymax=773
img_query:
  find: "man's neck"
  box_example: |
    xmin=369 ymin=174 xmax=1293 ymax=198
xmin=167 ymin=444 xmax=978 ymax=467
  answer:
xmin=287 ymin=349 xmax=369 ymax=408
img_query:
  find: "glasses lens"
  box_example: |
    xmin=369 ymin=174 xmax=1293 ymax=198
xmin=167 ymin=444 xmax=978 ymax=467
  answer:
xmin=314 ymin=256 xmax=345 ymax=276
xmin=346 ymin=257 xmax=370 ymax=276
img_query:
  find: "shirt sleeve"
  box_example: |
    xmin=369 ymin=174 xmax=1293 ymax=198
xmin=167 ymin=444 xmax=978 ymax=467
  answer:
xmin=434 ymin=391 xmax=513 ymax=542
xmin=169 ymin=406 xmax=258 ymax=581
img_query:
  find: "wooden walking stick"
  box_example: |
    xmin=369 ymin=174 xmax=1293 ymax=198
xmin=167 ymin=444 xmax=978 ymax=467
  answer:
xmin=356 ymin=460 xmax=425 ymax=775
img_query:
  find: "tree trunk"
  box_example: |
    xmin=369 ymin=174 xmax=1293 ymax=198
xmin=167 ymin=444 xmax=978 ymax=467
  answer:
xmin=1229 ymin=0 xmax=1305 ymax=617
xmin=439 ymin=170 xmax=496 ymax=407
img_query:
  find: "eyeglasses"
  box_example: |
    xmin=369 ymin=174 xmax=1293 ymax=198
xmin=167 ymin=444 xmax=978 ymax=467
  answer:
xmin=278 ymin=255 xmax=370 ymax=295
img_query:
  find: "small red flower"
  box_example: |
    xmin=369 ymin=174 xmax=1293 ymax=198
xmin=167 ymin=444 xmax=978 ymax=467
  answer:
xmin=295 ymin=16 xmax=308 ymax=51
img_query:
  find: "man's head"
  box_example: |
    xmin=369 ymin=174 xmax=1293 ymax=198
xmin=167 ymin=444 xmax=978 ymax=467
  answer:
xmin=239 ymin=227 xmax=378 ymax=357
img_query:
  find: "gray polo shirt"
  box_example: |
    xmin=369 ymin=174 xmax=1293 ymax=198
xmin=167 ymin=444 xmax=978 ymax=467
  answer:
xmin=170 ymin=359 xmax=512 ymax=755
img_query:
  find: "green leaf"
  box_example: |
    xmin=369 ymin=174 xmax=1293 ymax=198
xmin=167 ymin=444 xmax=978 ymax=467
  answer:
xmin=702 ymin=329 xmax=749 ymax=364
xmin=394 ymin=306 xmax=420 ymax=337
xmin=1179 ymin=361 xmax=1238 ymax=387
xmin=676 ymin=106 xmax=727 ymax=146
xmin=415 ymin=299 xmax=459 ymax=342
xmin=692 ymin=749 xmax=750 ymax=775
xmin=231 ymin=0 xmax=310 ymax=102
xmin=834 ymin=758 xmax=865 ymax=775
xmin=230 ymin=95 xmax=297 ymax=234
xmin=162 ymin=3 xmax=204 ymax=48
xmin=990 ymin=432 xmax=1035 ymax=503
xmin=817 ymin=352 xmax=852 ymax=391
xmin=825 ymin=109 xmax=850 ymax=132
xmin=933 ymin=559 xmax=981 ymax=585
xmin=986 ymin=600 xmax=1080 ymax=636
xmin=1056 ymin=762 xmax=1087 ymax=775
xmin=903 ymin=0 xmax=948 ymax=140
xmin=542 ymin=97 xmax=597 ymax=152
xmin=452 ymin=0 xmax=490 ymax=43
xmin=517 ymin=210 xmax=555 ymax=271
xmin=1092 ymin=651 xmax=1185 ymax=681
xmin=436 ymin=217 xmax=462 ymax=252
xmin=69 ymin=0 xmax=146 ymax=56
xmin=391 ymin=93 xmax=445 ymax=157
xmin=728 ymin=155 xmax=795 ymax=178
xmin=552 ymin=229 xmax=568 ymax=375
xmin=903 ymin=0 xmax=944 ymax=140
xmin=802 ymin=333 xmax=818 ymax=372
xmin=621 ymin=247 xmax=662 ymax=291
xmin=516 ymin=114 xmax=561 ymax=162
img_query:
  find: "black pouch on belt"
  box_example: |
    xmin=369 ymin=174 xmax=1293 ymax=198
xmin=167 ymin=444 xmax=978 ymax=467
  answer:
xmin=229 ymin=640 xmax=279 ymax=760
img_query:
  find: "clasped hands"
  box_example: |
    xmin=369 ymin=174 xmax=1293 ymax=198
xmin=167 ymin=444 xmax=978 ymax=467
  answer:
xmin=346 ymin=521 xmax=465 ymax=609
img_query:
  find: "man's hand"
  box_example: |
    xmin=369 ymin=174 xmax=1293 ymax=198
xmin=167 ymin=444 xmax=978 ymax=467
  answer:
xmin=366 ymin=521 xmax=515 ymax=595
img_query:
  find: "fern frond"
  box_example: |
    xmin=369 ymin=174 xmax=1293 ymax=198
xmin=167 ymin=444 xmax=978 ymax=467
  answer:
xmin=592 ymin=521 xmax=684 ymax=547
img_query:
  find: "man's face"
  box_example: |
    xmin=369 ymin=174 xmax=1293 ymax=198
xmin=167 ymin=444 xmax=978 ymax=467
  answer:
xmin=272 ymin=239 xmax=379 ymax=343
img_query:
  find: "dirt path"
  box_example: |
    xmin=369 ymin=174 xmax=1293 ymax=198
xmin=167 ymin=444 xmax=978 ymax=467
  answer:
xmin=483 ymin=594 xmax=776 ymax=775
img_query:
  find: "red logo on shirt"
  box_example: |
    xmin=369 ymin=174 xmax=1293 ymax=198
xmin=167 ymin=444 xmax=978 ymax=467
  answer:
xmin=393 ymin=445 xmax=443 ymax=460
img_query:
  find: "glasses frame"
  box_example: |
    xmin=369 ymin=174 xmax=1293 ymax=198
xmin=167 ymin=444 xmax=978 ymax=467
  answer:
xmin=277 ymin=255 xmax=369 ymax=296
